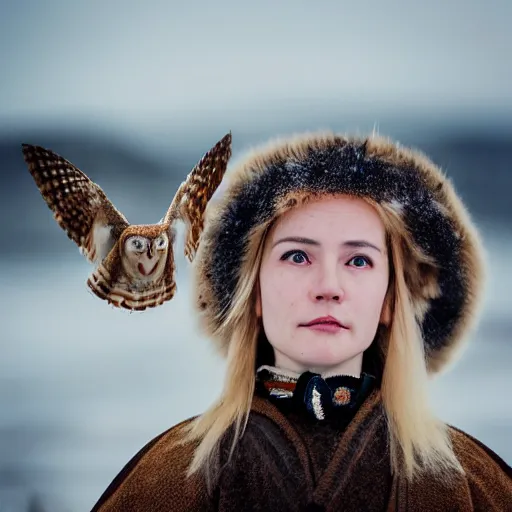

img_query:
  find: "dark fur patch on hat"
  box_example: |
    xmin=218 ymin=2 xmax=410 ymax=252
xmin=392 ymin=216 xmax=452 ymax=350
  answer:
xmin=192 ymin=132 xmax=485 ymax=374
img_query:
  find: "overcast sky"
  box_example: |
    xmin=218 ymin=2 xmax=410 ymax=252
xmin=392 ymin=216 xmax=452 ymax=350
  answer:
xmin=1 ymin=0 xmax=511 ymax=132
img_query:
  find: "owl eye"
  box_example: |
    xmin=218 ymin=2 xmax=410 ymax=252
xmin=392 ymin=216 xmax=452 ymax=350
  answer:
xmin=126 ymin=236 xmax=147 ymax=252
xmin=155 ymin=236 xmax=168 ymax=250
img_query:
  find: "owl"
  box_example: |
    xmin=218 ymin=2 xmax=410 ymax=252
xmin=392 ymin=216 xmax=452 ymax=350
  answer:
xmin=22 ymin=133 xmax=232 ymax=311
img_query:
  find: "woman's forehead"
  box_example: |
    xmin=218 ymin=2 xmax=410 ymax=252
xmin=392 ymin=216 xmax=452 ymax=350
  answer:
xmin=269 ymin=195 xmax=386 ymax=241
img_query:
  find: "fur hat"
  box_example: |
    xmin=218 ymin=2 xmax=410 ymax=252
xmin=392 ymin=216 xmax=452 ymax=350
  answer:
xmin=192 ymin=132 xmax=486 ymax=374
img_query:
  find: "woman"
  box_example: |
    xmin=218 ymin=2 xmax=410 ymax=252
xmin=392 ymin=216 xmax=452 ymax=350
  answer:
xmin=91 ymin=132 xmax=511 ymax=511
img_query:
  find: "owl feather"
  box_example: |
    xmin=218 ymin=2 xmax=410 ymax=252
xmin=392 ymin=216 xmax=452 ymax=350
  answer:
xmin=22 ymin=133 xmax=232 ymax=310
xmin=22 ymin=144 xmax=130 ymax=263
xmin=164 ymin=131 xmax=232 ymax=260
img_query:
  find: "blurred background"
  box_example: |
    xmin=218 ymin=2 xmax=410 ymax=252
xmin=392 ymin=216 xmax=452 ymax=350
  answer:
xmin=1 ymin=1 xmax=511 ymax=510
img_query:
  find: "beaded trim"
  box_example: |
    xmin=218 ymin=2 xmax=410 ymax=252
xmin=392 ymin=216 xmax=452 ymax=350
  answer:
xmin=311 ymin=387 xmax=325 ymax=420
xmin=333 ymin=386 xmax=351 ymax=406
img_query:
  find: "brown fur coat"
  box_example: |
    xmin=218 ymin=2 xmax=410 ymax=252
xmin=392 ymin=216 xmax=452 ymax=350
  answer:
xmin=91 ymin=390 xmax=511 ymax=511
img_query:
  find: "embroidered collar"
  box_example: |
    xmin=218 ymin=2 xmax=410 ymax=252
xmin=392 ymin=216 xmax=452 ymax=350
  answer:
xmin=256 ymin=365 xmax=376 ymax=422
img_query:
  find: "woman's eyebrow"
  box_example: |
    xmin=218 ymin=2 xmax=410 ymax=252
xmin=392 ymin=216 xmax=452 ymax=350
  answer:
xmin=272 ymin=236 xmax=382 ymax=253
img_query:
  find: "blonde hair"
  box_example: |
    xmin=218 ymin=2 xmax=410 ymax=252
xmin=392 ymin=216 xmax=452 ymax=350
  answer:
xmin=180 ymin=195 xmax=463 ymax=486
xmin=375 ymin=201 xmax=463 ymax=480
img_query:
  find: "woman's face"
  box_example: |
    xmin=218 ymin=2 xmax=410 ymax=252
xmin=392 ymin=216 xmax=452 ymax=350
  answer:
xmin=256 ymin=195 xmax=389 ymax=377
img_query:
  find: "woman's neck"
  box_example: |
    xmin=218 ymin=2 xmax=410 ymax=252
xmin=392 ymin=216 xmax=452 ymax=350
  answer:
xmin=272 ymin=350 xmax=364 ymax=379
xmin=257 ymin=364 xmax=360 ymax=380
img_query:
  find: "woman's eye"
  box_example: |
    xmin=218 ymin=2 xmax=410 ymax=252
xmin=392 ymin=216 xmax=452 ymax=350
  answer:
xmin=348 ymin=255 xmax=371 ymax=268
xmin=281 ymin=250 xmax=310 ymax=264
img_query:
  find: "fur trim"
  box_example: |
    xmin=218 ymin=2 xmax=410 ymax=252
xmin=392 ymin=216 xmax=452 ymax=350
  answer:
xmin=192 ymin=132 xmax=486 ymax=374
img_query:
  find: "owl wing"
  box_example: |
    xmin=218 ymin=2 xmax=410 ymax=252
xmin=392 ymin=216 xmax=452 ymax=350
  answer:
xmin=22 ymin=144 xmax=130 ymax=264
xmin=164 ymin=132 xmax=232 ymax=261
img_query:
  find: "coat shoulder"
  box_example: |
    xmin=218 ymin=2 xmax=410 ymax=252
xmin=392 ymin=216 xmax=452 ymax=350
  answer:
xmin=90 ymin=417 xmax=210 ymax=512
xmin=448 ymin=425 xmax=512 ymax=509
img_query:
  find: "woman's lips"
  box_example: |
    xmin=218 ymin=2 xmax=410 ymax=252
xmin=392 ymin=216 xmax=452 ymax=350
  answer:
xmin=302 ymin=322 xmax=347 ymax=333
xmin=300 ymin=316 xmax=349 ymax=333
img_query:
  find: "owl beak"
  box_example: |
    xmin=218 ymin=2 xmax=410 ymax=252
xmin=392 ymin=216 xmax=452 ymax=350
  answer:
xmin=147 ymin=246 xmax=153 ymax=259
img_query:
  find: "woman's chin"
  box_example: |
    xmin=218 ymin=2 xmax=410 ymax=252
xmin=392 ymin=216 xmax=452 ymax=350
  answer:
xmin=292 ymin=346 xmax=363 ymax=375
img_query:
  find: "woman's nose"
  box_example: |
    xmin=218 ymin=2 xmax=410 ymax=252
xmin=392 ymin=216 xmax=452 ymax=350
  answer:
xmin=310 ymin=264 xmax=344 ymax=302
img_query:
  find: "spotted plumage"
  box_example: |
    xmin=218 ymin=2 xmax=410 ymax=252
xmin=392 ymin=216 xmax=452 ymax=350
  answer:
xmin=164 ymin=132 xmax=232 ymax=261
xmin=22 ymin=132 xmax=232 ymax=310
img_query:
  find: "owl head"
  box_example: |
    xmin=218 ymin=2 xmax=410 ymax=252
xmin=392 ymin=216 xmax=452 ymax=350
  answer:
xmin=118 ymin=224 xmax=173 ymax=284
